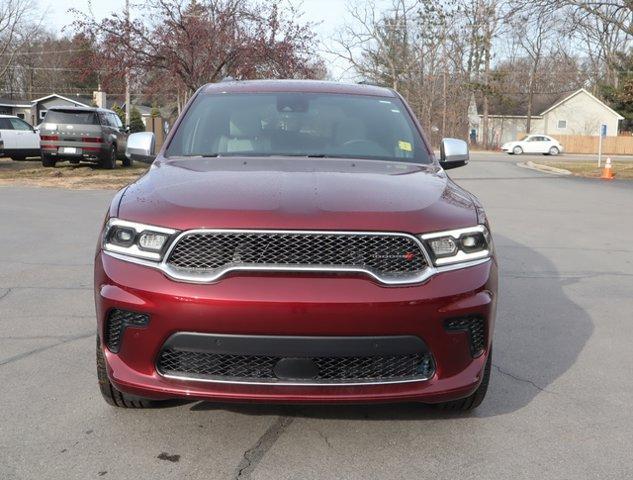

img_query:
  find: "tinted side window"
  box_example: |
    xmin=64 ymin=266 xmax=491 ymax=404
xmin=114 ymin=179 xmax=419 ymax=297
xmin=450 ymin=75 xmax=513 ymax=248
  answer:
xmin=110 ymin=113 xmax=123 ymax=129
xmin=9 ymin=118 xmax=32 ymax=131
xmin=0 ymin=118 xmax=13 ymax=129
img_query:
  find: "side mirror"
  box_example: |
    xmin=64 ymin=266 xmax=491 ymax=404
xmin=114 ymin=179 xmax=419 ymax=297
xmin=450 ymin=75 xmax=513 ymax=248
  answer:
xmin=439 ymin=138 xmax=469 ymax=170
xmin=126 ymin=132 xmax=156 ymax=164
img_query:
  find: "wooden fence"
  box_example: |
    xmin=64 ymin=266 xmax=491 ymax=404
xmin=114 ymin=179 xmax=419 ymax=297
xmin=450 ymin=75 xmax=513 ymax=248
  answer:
xmin=552 ymin=135 xmax=633 ymax=155
xmin=145 ymin=116 xmax=166 ymax=151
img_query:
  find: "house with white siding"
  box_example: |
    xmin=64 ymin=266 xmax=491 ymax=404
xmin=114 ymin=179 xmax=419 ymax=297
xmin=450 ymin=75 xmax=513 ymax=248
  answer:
xmin=472 ymin=88 xmax=624 ymax=146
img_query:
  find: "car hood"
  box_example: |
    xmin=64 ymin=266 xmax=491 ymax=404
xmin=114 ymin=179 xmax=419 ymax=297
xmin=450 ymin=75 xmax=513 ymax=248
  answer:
xmin=117 ymin=157 xmax=477 ymax=233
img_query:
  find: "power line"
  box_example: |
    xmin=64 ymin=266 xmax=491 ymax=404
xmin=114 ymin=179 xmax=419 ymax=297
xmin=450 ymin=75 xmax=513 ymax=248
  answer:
xmin=0 ymin=48 xmax=92 ymax=56
xmin=0 ymin=90 xmax=179 ymax=97
xmin=0 ymin=66 xmax=86 ymax=71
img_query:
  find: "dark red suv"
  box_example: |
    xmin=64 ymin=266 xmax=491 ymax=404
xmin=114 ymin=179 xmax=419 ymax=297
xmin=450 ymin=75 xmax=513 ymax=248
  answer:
xmin=95 ymin=80 xmax=497 ymax=410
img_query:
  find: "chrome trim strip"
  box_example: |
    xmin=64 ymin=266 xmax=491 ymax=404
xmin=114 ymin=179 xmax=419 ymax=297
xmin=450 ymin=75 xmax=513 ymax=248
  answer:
xmin=435 ymin=257 xmax=490 ymax=273
xmin=103 ymin=249 xmax=492 ymax=285
xmin=158 ymin=372 xmax=433 ymax=387
xmin=419 ymin=224 xmax=487 ymax=240
xmin=102 ymin=225 xmax=492 ymax=285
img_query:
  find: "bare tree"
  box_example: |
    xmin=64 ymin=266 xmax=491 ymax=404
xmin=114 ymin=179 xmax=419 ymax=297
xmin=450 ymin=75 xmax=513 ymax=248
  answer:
xmin=329 ymin=0 xmax=469 ymax=143
xmin=566 ymin=4 xmax=633 ymax=88
xmin=511 ymin=6 xmax=559 ymax=132
xmin=461 ymin=0 xmax=516 ymax=148
xmin=548 ymin=0 xmax=633 ymax=36
xmin=0 ymin=0 xmax=37 ymax=83
xmin=72 ymin=0 xmax=324 ymax=109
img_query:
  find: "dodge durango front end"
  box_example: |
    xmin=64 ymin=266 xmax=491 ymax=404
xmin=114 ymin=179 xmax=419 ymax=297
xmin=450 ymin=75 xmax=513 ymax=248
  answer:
xmin=94 ymin=80 xmax=497 ymax=411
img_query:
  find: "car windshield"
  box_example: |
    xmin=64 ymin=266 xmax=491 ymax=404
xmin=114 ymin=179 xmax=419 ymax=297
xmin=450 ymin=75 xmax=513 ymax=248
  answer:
xmin=166 ymin=92 xmax=431 ymax=163
xmin=44 ymin=110 xmax=99 ymax=125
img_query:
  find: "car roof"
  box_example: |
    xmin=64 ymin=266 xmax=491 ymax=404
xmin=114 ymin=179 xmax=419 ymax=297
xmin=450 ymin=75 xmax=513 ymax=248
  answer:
xmin=201 ymin=79 xmax=396 ymax=98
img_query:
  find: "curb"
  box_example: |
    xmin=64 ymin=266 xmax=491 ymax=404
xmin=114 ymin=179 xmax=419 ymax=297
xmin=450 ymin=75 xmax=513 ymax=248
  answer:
xmin=517 ymin=161 xmax=572 ymax=176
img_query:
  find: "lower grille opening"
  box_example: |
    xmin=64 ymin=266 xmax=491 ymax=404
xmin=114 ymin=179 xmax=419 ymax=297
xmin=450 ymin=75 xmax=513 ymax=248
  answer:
xmin=444 ymin=316 xmax=486 ymax=357
xmin=104 ymin=309 xmax=150 ymax=353
xmin=157 ymin=349 xmax=435 ymax=384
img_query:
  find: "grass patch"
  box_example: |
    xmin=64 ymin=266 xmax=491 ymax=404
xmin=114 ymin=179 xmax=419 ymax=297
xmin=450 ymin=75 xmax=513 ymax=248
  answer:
xmin=0 ymin=158 xmax=149 ymax=190
xmin=538 ymin=160 xmax=633 ymax=179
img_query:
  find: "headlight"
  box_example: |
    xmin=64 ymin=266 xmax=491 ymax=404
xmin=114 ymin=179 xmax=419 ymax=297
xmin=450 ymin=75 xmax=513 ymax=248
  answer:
xmin=102 ymin=219 xmax=178 ymax=261
xmin=420 ymin=225 xmax=492 ymax=266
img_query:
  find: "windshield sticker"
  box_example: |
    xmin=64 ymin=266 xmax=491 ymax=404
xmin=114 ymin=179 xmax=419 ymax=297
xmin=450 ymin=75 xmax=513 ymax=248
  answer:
xmin=398 ymin=140 xmax=412 ymax=152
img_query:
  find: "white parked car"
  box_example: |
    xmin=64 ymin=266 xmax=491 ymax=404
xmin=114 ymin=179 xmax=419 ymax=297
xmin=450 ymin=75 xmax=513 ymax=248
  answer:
xmin=501 ymin=135 xmax=564 ymax=155
xmin=0 ymin=115 xmax=41 ymax=160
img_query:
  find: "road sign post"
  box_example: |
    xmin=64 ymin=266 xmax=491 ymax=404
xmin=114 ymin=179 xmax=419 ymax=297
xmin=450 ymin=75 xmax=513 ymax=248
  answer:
xmin=598 ymin=123 xmax=607 ymax=167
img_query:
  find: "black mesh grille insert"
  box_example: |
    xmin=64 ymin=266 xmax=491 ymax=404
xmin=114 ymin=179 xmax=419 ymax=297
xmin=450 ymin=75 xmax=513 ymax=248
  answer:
xmin=104 ymin=309 xmax=150 ymax=353
xmin=445 ymin=316 xmax=486 ymax=357
xmin=166 ymin=231 xmax=427 ymax=280
xmin=157 ymin=349 xmax=435 ymax=384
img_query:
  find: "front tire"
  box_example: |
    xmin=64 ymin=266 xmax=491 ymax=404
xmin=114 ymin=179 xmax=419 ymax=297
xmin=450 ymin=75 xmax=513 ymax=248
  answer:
xmin=122 ymin=154 xmax=133 ymax=167
xmin=100 ymin=145 xmax=117 ymax=169
xmin=548 ymin=146 xmax=559 ymax=156
xmin=96 ymin=336 xmax=155 ymax=408
xmin=434 ymin=352 xmax=492 ymax=411
xmin=513 ymin=146 xmax=523 ymax=155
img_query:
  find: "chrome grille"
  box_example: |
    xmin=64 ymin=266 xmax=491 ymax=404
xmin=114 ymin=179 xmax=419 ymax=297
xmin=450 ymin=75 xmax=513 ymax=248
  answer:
xmin=157 ymin=349 xmax=435 ymax=384
xmin=166 ymin=230 xmax=427 ymax=282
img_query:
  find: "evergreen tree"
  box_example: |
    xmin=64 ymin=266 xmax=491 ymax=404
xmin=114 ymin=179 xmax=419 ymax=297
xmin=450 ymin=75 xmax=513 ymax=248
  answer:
xmin=112 ymin=104 xmax=126 ymax=125
xmin=129 ymin=107 xmax=145 ymax=133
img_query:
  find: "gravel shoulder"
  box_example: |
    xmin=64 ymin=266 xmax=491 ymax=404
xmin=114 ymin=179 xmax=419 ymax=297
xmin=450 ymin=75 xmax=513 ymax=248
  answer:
xmin=0 ymin=158 xmax=148 ymax=190
xmin=536 ymin=160 xmax=633 ymax=179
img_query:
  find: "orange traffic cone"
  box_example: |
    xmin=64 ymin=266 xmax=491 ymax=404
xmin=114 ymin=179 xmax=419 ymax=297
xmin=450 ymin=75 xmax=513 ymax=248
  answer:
xmin=601 ymin=158 xmax=615 ymax=180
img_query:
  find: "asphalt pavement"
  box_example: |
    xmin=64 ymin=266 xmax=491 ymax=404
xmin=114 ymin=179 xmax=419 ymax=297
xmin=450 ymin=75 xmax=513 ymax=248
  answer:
xmin=1 ymin=152 xmax=632 ymax=479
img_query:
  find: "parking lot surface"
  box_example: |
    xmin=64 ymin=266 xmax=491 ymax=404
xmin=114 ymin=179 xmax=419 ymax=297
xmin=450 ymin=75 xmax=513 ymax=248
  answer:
xmin=1 ymin=152 xmax=632 ymax=479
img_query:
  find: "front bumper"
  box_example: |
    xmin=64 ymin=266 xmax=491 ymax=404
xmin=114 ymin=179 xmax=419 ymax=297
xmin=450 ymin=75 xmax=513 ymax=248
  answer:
xmin=95 ymin=253 xmax=497 ymax=404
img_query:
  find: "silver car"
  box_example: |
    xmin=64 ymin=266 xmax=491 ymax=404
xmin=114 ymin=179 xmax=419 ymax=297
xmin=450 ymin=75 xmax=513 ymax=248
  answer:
xmin=39 ymin=107 xmax=130 ymax=168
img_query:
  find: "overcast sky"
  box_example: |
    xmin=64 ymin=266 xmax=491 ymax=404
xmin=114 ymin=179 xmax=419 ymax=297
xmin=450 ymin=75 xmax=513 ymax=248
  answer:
xmin=38 ymin=0 xmax=383 ymax=81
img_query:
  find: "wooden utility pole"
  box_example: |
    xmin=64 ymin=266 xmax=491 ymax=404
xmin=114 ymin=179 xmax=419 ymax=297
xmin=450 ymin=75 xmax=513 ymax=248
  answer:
xmin=124 ymin=0 xmax=131 ymax=127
